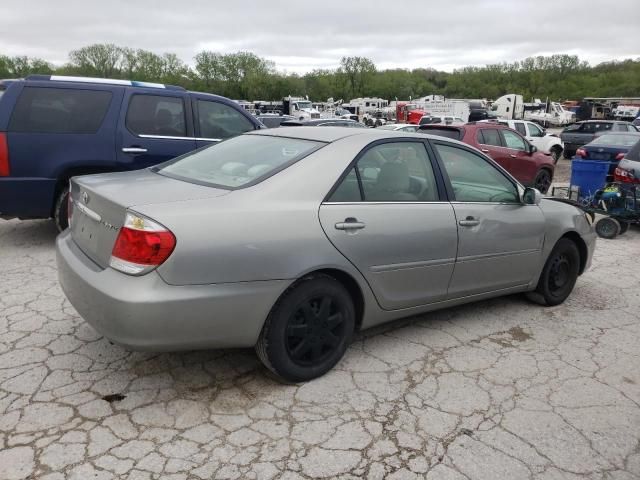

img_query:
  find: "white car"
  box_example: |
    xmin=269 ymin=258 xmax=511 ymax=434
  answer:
xmin=497 ymin=119 xmax=564 ymax=163
xmin=376 ymin=123 xmax=420 ymax=132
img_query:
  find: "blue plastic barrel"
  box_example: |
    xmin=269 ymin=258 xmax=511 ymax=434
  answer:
xmin=570 ymin=159 xmax=615 ymax=201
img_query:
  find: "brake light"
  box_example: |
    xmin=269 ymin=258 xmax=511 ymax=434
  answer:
xmin=0 ymin=132 xmax=9 ymax=176
xmin=615 ymin=152 xmax=625 ymax=161
xmin=614 ymin=166 xmax=640 ymax=184
xmin=576 ymin=148 xmax=587 ymax=158
xmin=110 ymin=212 xmax=176 ymax=275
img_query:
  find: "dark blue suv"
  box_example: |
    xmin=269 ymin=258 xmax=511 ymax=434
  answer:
xmin=0 ymin=75 xmax=263 ymax=230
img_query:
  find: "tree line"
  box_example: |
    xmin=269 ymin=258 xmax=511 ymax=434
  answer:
xmin=1 ymin=44 xmax=639 ymax=102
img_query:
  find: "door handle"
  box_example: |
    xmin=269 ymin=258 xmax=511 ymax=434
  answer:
xmin=458 ymin=216 xmax=480 ymax=227
xmin=122 ymin=147 xmax=148 ymax=154
xmin=335 ymin=217 xmax=365 ymax=231
xmin=510 ymin=154 xmax=517 ymax=158
xmin=481 ymin=149 xmax=489 ymax=153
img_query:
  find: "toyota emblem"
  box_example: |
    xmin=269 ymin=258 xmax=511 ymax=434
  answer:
xmin=82 ymin=191 xmax=89 ymax=204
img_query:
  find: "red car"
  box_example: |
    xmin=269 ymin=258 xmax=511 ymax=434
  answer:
xmin=419 ymin=123 xmax=555 ymax=193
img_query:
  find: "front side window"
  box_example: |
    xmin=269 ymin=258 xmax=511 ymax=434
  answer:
xmin=478 ymin=128 xmax=502 ymax=147
xmin=514 ymin=122 xmax=527 ymax=136
xmin=328 ymin=142 xmax=439 ymax=202
xmin=126 ymin=95 xmax=186 ymax=137
xmin=157 ymin=134 xmax=322 ymax=189
xmin=528 ymin=123 xmax=544 ymax=137
xmin=435 ymin=143 xmax=519 ymax=203
xmin=501 ymin=130 xmax=527 ymax=151
xmin=198 ymin=100 xmax=254 ymax=140
xmin=9 ymin=87 xmax=112 ymax=134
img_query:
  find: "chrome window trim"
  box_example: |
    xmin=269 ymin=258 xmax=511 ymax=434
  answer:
xmin=322 ymin=201 xmax=451 ymax=205
xmin=138 ymin=134 xmax=195 ymax=141
xmin=195 ymin=137 xmax=222 ymax=142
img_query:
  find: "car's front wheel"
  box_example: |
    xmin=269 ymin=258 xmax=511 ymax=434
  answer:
xmin=526 ymin=238 xmax=580 ymax=306
xmin=256 ymin=275 xmax=355 ymax=383
xmin=534 ymin=169 xmax=552 ymax=194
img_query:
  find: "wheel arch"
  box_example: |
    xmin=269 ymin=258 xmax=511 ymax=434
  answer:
xmin=286 ymin=268 xmax=366 ymax=333
xmin=560 ymin=231 xmax=588 ymax=275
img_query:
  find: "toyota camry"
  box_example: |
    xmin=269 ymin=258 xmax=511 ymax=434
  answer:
xmin=57 ymin=127 xmax=596 ymax=382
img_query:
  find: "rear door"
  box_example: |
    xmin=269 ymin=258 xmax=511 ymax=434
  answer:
xmin=192 ymin=96 xmax=258 ymax=149
xmin=475 ymin=128 xmax=510 ymax=170
xmin=319 ymin=140 xmax=458 ymax=310
xmin=116 ymin=90 xmax=196 ymax=169
xmin=430 ymin=141 xmax=545 ymax=297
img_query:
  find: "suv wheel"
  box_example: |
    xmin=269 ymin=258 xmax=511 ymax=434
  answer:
xmin=526 ymin=238 xmax=580 ymax=306
xmin=256 ymin=275 xmax=355 ymax=383
xmin=53 ymin=186 xmax=70 ymax=232
xmin=550 ymin=146 xmax=562 ymax=164
xmin=534 ymin=169 xmax=552 ymax=194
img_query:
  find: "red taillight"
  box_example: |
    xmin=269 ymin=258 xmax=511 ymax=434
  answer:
xmin=615 ymin=152 xmax=625 ymax=161
xmin=110 ymin=212 xmax=176 ymax=275
xmin=576 ymin=148 xmax=587 ymax=158
xmin=0 ymin=132 xmax=9 ymax=176
xmin=614 ymin=167 xmax=640 ymax=184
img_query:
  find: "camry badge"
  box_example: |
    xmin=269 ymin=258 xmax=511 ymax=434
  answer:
xmin=82 ymin=191 xmax=90 ymax=204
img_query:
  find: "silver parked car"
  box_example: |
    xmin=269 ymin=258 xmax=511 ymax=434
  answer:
xmin=57 ymin=127 xmax=596 ymax=382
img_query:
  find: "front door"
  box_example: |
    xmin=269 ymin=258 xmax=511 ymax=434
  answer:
xmin=500 ymin=129 xmax=538 ymax=185
xmin=431 ymin=141 xmax=545 ymax=298
xmin=116 ymin=91 xmax=196 ymax=170
xmin=319 ymin=140 xmax=458 ymax=310
xmin=192 ymin=97 xmax=258 ymax=149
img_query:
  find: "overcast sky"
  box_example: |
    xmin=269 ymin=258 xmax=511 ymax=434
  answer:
xmin=3 ymin=0 xmax=639 ymax=74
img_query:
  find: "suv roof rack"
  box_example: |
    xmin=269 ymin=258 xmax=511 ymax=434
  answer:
xmin=25 ymin=75 xmax=186 ymax=91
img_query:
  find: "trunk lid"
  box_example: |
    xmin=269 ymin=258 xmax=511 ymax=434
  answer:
xmin=583 ymin=146 xmax=621 ymax=162
xmin=69 ymin=169 xmax=229 ymax=268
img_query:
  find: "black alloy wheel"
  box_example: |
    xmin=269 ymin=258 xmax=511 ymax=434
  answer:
xmin=534 ymin=169 xmax=552 ymax=194
xmin=256 ymin=275 xmax=355 ymax=383
xmin=526 ymin=238 xmax=580 ymax=306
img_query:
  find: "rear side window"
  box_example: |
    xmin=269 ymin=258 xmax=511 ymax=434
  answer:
xmin=478 ymin=128 xmax=502 ymax=146
xmin=157 ymin=134 xmax=322 ymax=189
xmin=126 ymin=95 xmax=186 ymax=137
xmin=513 ymin=122 xmax=527 ymax=135
xmin=9 ymin=87 xmax=112 ymax=134
xmin=197 ymin=100 xmax=254 ymax=140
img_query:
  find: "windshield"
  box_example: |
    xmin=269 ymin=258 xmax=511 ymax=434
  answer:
xmin=156 ymin=135 xmax=323 ymax=189
xmin=296 ymin=101 xmax=312 ymax=110
xmin=591 ymin=134 xmax=640 ymax=147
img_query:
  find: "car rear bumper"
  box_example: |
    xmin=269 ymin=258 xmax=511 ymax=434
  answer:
xmin=56 ymin=230 xmax=288 ymax=351
xmin=0 ymin=177 xmax=57 ymax=218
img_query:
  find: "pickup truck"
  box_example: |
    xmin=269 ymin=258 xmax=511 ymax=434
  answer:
xmin=560 ymin=120 xmax=637 ymax=158
xmin=495 ymin=119 xmax=564 ymax=163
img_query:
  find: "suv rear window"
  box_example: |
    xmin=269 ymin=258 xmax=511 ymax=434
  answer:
xmin=126 ymin=94 xmax=186 ymax=137
xmin=156 ymin=134 xmax=323 ymax=189
xmin=419 ymin=127 xmax=462 ymax=140
xmin=9 ymin=87 xmax=112 ymax=134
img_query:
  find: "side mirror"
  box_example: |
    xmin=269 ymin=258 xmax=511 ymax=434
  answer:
xmin=523 ymin=187 xmax=542 ymax=205
xmin=529 ymin=144 xmax=537 ymax=154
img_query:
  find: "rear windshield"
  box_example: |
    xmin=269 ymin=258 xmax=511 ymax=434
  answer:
xmin=156 ymin=134 xmax=323 ymax=189
xmin=419 ymin=127 xmax=463 ymax=140
xmin=591 ymin=134 xmax=640 ymax=147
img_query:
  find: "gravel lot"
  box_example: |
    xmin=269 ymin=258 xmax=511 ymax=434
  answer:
xmin=1 ymin=157 xmax=640 ymax=479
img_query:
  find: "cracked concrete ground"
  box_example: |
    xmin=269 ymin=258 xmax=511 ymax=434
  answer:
xmin=1 ymin=160 xmax=640 ymax=479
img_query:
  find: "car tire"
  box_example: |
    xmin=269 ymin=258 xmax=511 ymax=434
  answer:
xmin=595 ymin=217 xmax=621 ymax=239
xmin=255 ymin=275 xmax=355 ymax=383
xmin=526 ymin=238 xmax=580 ymax=306
xmin=619 ymin=221 xmax=630 ymax=235
xmin=53 ymin=186 xmax=70 ymax=232
xmin=534 ymin=169 xmax=552 ymax=194
xmin=550 ymin=147 xmax=562 ymax=164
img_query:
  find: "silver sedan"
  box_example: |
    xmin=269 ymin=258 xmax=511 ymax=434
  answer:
xmin=57 ymin=127 xmax=596 ymax=382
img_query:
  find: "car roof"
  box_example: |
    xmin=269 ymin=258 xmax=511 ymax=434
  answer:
xmin=594 ymin=131 xmax=640 ymax=136
xmin=249 ymin=126 xmax=433 ymax=143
